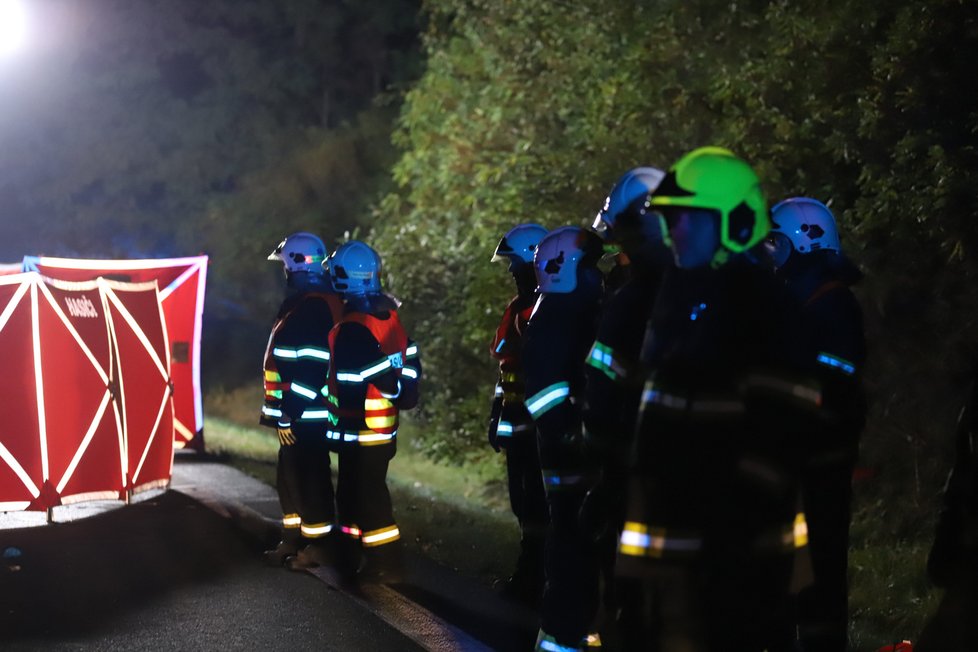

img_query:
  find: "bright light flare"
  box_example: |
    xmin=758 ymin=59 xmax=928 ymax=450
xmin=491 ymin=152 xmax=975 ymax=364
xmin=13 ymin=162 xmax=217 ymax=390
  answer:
xmin=0 ymin=0 xmax=28 ymax=56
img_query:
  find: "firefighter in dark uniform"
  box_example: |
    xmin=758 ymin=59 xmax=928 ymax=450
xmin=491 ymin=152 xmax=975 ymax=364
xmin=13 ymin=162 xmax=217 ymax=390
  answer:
xmin=261 ymin=232 xmax=345 ymax=569
xmin=488 ymin=223 xmax=550 ymax=604
xmin=618 ymin=147 xmax=816 ymax=651
xmin=323 ymin=240 xmax=421 ymax=582
xmin=765 ymin=197 xmax=867 ymax=651
xmin=523 ymin=225 xmax=605 ymax=651
xmin=582 ymin=166 xmax=669 ymax=645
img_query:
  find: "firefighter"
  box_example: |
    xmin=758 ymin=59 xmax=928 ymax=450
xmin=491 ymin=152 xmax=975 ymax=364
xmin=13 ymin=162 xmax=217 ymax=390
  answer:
xmin=765 ymin=197 xmax=867 ymax=651
xmin=523 ymin=225 xmax=605 ymax=651
xmin=261 ymin=232 xmax=345 ymax=569
xmin=582 ymin=166 xmax=669 ymax=644
xmin=323 ymin=240 xmax=421 ymax=582
xmin=488 ymin=223 xmax=550 ymax=604
xmin=618 ymin=147 xmax=815 ymax=651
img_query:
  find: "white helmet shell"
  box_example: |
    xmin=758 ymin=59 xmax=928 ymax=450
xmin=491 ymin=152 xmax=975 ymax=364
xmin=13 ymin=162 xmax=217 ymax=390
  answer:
xmin=533 ymin=226 xmax=601 ymax=294
xmin=268 ymin=232 xmax=328 ymax=275
xmin=770 ymin=198 xmax=841 ymax=255
xmin=492 ymin=223 xmax=548 ymax=264
xmin=326 ymin=240 xmax=383 ymax=296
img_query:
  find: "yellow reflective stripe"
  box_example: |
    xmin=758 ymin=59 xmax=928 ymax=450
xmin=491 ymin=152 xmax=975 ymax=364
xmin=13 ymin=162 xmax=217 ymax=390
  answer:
xmin=794 ymin=512 xmax=809 ymax=548
xmin=264 ymin=370 xmax=281 ymax=382
xmin=361 ymin=525 xmax=400 ymax=547
xmin=300 ymin=522 xmax=333 ymax=538
xmin=365 ymin=415 xmax=397 ymax=430
xmin=364 ymin=397 xmax=394 ymax=410
xmin=358 ymin=431 xmax=395 ymax=446
xmin=282 ymin=513 xmax=301 ymax=528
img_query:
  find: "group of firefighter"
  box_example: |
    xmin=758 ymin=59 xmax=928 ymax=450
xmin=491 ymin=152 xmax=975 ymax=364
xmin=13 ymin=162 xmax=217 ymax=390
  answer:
xmin=487 ymin=146 xmax=868 ymax=652
xmin=259 ymin=235 xmax=421 ymax=582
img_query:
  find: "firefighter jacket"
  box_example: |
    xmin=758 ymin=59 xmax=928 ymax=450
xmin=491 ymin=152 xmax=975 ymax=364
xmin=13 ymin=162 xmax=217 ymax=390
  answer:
xmin=325 ymin=305 xmax=420 ymax=448
xmin=619 ymin=260 xmax=817 ymax=566
xmin=781 ymin=251 xmax=867 ymax=465
xmin=583 ymin=264 xmax=663 ymax=456
xmin=489 ymin=292 xmax=537 ymax=446
xmin=260 ymin=291 xmax=345 ymax=429
xmin=522 ymin=269 xmax=603 ymax=491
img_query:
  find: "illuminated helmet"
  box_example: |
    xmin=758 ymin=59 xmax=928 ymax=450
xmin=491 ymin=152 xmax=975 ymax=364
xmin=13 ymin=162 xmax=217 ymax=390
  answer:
xmin=591 ymin=166 xmax=665 ymax=241
xmin=267 ymin=232 xmax=328 ymax=275
xmin=770 ymin=197 xmax=841 ymax=256
xmin=534 ymin=226 xmax=603 ymax=294
xmin=491 ymin=223 xmax=548 ymax=264
xmin=326 ymin=240 xmax=383 ymax=296
xmin=649 ymin=147 xmax=769 ymax=254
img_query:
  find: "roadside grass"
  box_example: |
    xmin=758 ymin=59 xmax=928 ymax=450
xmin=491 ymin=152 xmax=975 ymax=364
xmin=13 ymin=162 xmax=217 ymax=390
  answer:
xmin=202 ymin=398 xmax=946 ymax=650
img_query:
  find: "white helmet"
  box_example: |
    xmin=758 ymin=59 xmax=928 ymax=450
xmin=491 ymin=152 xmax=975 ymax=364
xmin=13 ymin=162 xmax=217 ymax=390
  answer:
xmin=326 ymin=240 xmax=383 ymax=296
xmin=268 ymin=232 xmax=328 ymax=275
xmin=491 ymin=223 xmax=548 ymax=264
xmin=533 ymin=226 xmax=603 ymax=294
xmin=769 ymin=197 xmax=841 ymax=263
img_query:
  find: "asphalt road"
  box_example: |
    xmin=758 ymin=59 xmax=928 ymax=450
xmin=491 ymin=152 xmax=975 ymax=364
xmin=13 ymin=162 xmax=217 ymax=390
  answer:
xmin=0 ymin=455 xmax=538 ymax=651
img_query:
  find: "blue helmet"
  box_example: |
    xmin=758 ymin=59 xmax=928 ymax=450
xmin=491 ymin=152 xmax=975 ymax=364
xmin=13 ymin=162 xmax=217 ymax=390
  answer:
xmin=533 ymin=226 xmax=603 ymax=294
xmin=326 ymin=240 xmax=383 ymax=296
xmin=591 ymin=166 xmax=665 ymax=241
xmin=268 ymin=232 xmax=328 ymax=275
xmin=492 ymin=223 xmax=548 ymax=264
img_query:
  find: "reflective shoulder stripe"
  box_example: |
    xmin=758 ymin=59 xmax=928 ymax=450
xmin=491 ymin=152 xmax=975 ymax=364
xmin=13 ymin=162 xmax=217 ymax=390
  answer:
xmin=816 ymin=352 xmax=856 ymax=376
xmin=401 ymin=367 xmax=419 ymax=380
xmin=405 ymin=343 xmax=419 ymax=358
xmin=525 ymin=382 xmax=570 ymax=420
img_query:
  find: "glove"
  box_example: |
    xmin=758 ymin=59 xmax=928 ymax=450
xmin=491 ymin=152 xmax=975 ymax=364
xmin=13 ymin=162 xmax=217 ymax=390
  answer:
xmin=277 ymin=421 xmax=296 ymax=446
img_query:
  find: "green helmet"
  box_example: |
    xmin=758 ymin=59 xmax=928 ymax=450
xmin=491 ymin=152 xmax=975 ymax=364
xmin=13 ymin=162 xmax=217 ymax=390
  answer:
xmin=649 ymin=146 xmax=769 ymax=254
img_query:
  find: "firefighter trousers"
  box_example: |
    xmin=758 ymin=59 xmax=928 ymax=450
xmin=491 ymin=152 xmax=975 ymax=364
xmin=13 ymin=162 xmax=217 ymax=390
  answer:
xmin=276 ymin=427 xmax=335 ymax=544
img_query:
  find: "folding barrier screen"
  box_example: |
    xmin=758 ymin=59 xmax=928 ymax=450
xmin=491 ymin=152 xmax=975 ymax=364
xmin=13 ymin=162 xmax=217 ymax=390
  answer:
xmin=24 ymin=255 xmax=207 ymax=450
xmin=0 ymin=273 xmax=174 ymax=512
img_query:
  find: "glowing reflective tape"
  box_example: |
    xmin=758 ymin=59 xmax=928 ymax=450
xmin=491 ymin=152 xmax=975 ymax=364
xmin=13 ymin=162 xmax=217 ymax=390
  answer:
xmin=584 ymin=633 xmax=602 ymax=648
xmin=495 ymin=338 xmax=506 ymax=354
xmin=261 ymin=406 xmax=283 ymax=418
xmin=364 ymin=398 xmax=394 ymax=410
xmin=336 ymin=371 xmax=364 ymax=383
xmin=497 ymin=421 xmax=514 ymax=436
xmin=299 ymin=408 xmax=337 ymax=424
xmin=264 ymin=370 xmax=282 ymax=382
xmin=341 ymin=525 xmax=361 ymax=537
xmin=296 ymin=347 xmax=330 ymax=361
xmin=283 ymin=514 xmax=302 ymax=527
xmin=794 ymin=512 xmax=809 ymax=548
xmin=537 ymin=635 xmax=579 ymax=652
xmin=401 ymin=367 xmax=418 ymax=380
xmin=816 ymin=352 xmax=855 ymax=376
xmin=362 ymin=526 xmax=400 ymax=545
xmin=301 ymin=522 xmax=333 ymax=537
xmin=358 ymin=432 xmax=395 ymax=444
xmin=0 ymin=439 xmax=40 ymax=499
xmin=360 ymin=358 xmax=392 ymax=379
xmin=405 ymin=344 xmax=418 ymax=357
xmin=131 ymin=383 xmax=170 ymax=485
xmin=57 ymin=389 xmax=112 ymax=494
xmin=31 ymin=282 xmax=49 ymax=482
xmin=290 ymin=382 xmax=318 ymax=400
xmin=494 ymin=384 xmax=503 ymax=397
xmin=0 ymin=280 xmax=29 ymax=336
xmin=326 ymin=430 xmax=360 ymax=442
xmin=273 ymin=347 xmax=298 ymax=359
xmin=525 ymin=382 xmax=570 ymax=419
